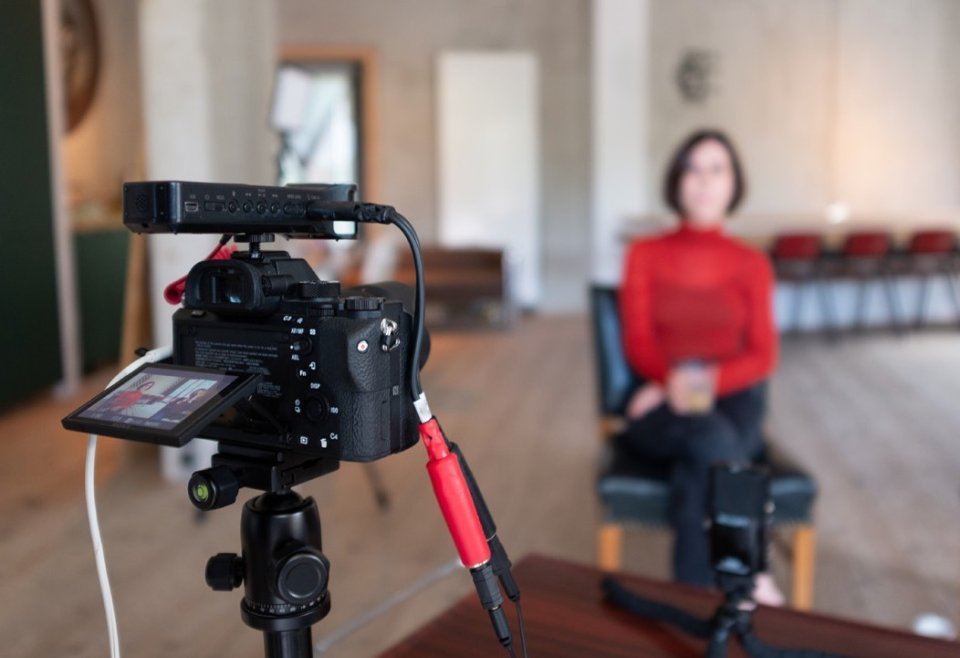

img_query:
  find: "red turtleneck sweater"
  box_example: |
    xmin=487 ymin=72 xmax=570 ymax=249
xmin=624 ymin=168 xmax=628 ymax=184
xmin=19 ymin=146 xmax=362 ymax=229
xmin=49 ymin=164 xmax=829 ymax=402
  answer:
xmin=619 ymin=223 xmax=777 ymax=396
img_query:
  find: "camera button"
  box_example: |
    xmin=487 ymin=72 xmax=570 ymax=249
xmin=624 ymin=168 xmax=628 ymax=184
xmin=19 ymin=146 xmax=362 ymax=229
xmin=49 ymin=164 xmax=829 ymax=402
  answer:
xmin=290 ymin=338 xmax=312 ymax=355
xmin=304 ymin=397 xmax=327 ymax=422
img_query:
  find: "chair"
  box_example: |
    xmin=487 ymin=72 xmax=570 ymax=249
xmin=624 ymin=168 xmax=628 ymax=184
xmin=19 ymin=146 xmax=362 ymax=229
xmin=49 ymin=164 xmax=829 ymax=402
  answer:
xmin=897 ymin=230 xmax=960 ymax=327
xmin=831 ymin=231 xmax=903 ymax=332
xmin=769 ymin=233 xmax=835 ymax=333
xmin=590 ymin=285 xmax=819 ymax=609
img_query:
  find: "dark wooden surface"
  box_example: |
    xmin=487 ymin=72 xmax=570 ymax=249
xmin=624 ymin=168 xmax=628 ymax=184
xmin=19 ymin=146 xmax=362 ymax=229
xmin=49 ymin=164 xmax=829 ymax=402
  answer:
xmin=379 ymin=554 xmax=960 ymax=658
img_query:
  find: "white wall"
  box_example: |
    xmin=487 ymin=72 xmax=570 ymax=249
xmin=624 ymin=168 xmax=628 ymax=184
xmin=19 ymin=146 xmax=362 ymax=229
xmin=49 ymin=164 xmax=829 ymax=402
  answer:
xmin=139 ymin=0 xmax=276 ymax=478
xmin=591 ymin=0 xmax=652 ymax=285
xmin=140 ymin=0 xmax=276 ymax=348
xmin=645 ymin=0 xmax=960 ymax=222
xmin=833 ymin=0 xmax=960 ymax=216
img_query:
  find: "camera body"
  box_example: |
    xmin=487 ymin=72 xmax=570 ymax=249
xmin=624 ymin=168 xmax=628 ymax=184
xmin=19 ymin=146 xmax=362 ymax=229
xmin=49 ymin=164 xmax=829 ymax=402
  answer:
xmin=176 ymin=249 xmax=419 ymax=462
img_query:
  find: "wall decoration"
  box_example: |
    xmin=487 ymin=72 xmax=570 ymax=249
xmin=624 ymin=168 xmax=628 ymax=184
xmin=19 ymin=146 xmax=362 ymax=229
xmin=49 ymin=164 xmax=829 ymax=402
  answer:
xmin=676 ymin=50 xmax=715 ymax=104
xmin=60 ymin=0 xmax=100 ymax=132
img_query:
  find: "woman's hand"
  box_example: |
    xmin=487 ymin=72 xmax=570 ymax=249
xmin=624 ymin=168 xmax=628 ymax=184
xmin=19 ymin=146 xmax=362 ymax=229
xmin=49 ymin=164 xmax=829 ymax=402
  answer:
xmin=666 ymin=363 xmax=718 ymax=415
xmin=626 ymin=383 xmax=665 ymax=420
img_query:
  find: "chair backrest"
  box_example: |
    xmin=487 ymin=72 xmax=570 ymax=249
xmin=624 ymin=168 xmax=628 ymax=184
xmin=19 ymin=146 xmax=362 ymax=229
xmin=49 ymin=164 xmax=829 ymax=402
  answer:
xmin=841 ymin=231 xmax=892 ymax=257
xmin=590 ymin=286 xmax=641 ymax=417
xmin=908 ymin=230 xmax=956 ymax=255
xmin=770 ymin=233 xmax=823 ymax=261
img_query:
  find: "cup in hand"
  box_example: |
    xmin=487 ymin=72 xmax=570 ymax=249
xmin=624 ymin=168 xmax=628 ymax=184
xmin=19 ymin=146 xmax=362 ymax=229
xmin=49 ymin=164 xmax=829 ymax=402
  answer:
xmin=671 ymin=359 xmax=716 ymax=415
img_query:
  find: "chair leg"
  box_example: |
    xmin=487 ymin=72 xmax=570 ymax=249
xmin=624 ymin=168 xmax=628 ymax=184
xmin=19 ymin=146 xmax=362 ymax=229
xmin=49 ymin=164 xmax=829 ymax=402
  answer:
xmin=598 ymin=523 xmax=624 ymax=572
xmin=790 ymin=525 xmax=816 ymax=610
xmin=789 ymin=283 xmax=805 ymax=333
xmin=915 ymin=274 xmax=931 ymax=328
xmin=944 ymin=273 xmax=960 ymax=327
xmin=816 ymin=278 xmax=837 ymax=339
xmin=853 ymin=279 xmax=869 ymax=331
xmin=882 ymin=274 xmax=904 ymax=335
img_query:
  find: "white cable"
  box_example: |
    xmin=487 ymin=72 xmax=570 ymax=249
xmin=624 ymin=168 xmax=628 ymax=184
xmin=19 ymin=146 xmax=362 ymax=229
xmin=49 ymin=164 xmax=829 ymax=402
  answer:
xmin=85 ymin=346 xmax=173 ymax=658
xmin=86 ymin=434 xmax=120 ymax=658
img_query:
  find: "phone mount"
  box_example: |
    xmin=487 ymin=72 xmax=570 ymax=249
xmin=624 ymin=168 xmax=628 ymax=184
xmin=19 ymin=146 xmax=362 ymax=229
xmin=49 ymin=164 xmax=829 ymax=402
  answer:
xmin=191 ymin=447 xmax=339 ymax=658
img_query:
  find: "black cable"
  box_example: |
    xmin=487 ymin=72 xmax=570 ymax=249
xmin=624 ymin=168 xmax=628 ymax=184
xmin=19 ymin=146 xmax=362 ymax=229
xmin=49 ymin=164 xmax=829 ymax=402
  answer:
xmin=384 ymin=210 xmax=425 ymax=401
xmin=515 ymin=600 xmax=529 ymax=658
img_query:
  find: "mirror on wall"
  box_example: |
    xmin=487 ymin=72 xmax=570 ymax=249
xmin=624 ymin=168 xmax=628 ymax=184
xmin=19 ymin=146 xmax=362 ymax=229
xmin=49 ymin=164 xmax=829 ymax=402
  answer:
xmin=271 ymin=59 xmax=364 ymax=190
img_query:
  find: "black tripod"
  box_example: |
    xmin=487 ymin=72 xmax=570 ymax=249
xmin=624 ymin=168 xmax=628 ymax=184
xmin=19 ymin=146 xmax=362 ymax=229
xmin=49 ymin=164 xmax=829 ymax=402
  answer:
xmin=603 ymin=574 xmax=850 ymax=658
xmin=188 ymin=447 xmax=339 ymax=658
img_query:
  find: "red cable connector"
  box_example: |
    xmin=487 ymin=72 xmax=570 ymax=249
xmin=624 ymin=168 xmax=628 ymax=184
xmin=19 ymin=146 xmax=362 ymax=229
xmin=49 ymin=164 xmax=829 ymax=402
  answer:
xmin=420 ymin=418 xmax=491 ymax=569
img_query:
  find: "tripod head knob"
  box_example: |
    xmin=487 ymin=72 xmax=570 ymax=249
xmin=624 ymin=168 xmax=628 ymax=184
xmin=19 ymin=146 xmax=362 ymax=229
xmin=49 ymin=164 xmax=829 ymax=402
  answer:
xmin=206 ymin=552 xmax=244 ymax=591
xmin=276 ymin=547 xmax=330 ymax=605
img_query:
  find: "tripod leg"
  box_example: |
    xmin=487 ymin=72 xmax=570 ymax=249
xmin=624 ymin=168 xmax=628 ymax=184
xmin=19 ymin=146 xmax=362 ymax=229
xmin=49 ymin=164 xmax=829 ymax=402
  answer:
xmin=363 ymin=463 xmax=391 ymax=510
xmin=706 ymin=628 xmax=730 ymax=658
xmin=264 ymin=629 xmax=312 ymax=658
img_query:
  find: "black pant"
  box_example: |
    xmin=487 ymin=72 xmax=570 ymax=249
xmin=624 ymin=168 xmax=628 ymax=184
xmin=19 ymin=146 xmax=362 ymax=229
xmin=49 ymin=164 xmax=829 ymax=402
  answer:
xmin=615 ymin=386 xmax=766 ymax=586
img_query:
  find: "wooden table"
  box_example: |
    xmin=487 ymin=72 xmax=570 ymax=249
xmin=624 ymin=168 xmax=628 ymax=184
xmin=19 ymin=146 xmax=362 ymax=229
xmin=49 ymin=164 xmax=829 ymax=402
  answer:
xmin=379 ymin=554 xmax=960 ymax=658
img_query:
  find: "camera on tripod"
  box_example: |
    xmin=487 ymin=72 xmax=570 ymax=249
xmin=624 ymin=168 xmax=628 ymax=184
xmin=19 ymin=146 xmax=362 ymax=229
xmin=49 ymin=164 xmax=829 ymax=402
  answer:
xmin=61 ymin=181 xmax=526 ymax=658
xmin=64 ymin=181 xmax=426 ymax=504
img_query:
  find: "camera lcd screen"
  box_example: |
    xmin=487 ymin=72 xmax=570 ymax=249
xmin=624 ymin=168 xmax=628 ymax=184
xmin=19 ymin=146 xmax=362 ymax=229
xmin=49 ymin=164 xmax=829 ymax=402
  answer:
xmin=62 ymin=363 xmax=259 ymax=446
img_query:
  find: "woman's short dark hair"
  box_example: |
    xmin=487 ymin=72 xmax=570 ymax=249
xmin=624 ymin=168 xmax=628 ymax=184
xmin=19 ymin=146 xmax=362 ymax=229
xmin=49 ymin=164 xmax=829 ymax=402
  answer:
xmin=663 ymin=129 xmax=746 ymax=217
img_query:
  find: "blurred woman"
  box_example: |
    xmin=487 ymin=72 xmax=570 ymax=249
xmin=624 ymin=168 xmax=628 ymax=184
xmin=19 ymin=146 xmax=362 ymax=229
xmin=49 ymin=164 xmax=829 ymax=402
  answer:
xmin=617 ymin=129 xmax=781 ymax=603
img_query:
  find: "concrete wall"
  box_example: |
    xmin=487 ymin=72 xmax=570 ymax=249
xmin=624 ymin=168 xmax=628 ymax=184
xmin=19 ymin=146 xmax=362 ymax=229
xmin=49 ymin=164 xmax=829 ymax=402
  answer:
xmin=277 ymin=0 xmax=592 ymax=312
xmin=647 ymin=0 xmax=960 ymax=221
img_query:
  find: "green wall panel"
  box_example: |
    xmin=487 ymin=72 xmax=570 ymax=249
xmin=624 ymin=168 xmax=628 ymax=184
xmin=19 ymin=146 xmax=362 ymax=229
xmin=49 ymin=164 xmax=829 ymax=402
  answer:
xmin=0 ymin=1 xmax=63 ymax=407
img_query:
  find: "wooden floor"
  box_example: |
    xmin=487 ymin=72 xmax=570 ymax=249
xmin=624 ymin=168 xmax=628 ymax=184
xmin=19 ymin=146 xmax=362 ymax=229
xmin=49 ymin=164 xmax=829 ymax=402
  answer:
xmin=1 ymin=316 xmax=958 ymax=657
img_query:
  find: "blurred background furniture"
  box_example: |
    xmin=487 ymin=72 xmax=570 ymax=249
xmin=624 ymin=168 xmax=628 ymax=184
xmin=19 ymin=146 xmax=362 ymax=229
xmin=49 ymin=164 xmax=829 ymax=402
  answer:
xmin=770 ymin=233 xmax=834 ymax=334
xmin=830 ymin=231 xmax=903 ymax=333
xmin=589 ymin=285 xmax=819 ymax=609
xmin=896 ymin=230 xmax=960 ymax=328
xmin=396 ymin=247 xmax=512 ymax=328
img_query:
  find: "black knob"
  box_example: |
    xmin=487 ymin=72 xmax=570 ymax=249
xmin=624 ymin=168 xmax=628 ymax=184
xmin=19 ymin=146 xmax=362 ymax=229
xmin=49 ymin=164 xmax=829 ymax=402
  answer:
xmin=343 ymin=296 xmax=381 ymax=311
xmin=276 ymin=549 xmax=329 ymax=605
xmin=188 ymin=466 xmax=240 ymax=511
xmin=206 ymin=552 xmax=243 ymax=591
